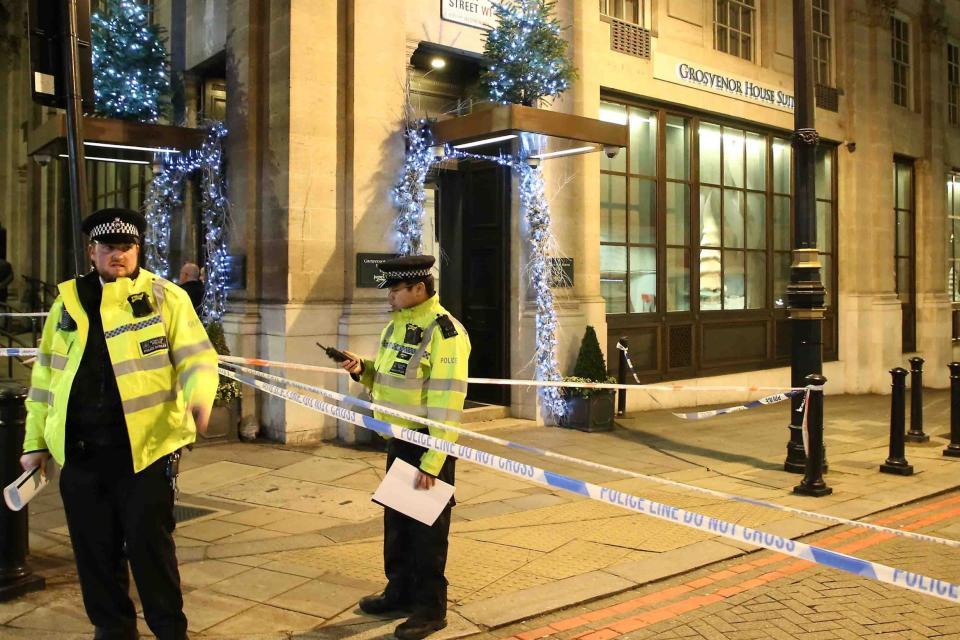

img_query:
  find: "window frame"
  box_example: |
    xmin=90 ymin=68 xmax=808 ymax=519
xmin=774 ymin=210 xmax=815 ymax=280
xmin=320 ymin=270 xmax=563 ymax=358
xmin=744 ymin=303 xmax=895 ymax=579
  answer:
xmin=948 ymin=42 xmax=959 ymax=127
xmin=714 ymin=0 xmax=757 ymax=63
xmin=893 ymin=156 xmax=916 ymax=352
xmin=812 ymin=0 xmax=834 ymax=87
xmin=599 ymin=95 xmax=839 ymax=381
xmin=599 ymin=0 xmax=644 ymax=26
xmin=948 ymin=172 xmax=960 ymax=340
xmin=891 ymin=15 xmax=912 ymax=109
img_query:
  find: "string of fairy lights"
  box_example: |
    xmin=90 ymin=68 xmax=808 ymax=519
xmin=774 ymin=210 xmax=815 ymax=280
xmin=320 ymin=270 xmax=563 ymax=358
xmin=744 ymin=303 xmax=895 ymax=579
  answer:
xmin=144 ymin=122 xmax=231 ymax=323
xmin=392 ymin=120 xmax=567 ymax=419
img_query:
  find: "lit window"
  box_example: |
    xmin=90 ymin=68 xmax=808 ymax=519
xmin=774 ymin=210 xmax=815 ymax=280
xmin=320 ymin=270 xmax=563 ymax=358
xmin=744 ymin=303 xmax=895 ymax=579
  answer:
xmin=599 ymin=0 xmax=641 ymax=25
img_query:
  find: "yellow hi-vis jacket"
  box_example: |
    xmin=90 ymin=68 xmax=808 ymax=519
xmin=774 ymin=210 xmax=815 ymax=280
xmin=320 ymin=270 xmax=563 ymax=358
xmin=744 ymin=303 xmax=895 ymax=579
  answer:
xmin=358 ymin=294 xmax=471 ymax=476
xmin=24 ymin=268 xmax=219 ymax=473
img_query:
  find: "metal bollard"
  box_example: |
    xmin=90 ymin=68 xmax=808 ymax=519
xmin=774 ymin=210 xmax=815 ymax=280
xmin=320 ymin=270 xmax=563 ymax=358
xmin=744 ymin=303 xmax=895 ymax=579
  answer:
xmin=616 ymin=337 xmax=628 ymax=417
xmin=944 ymin=362 xmax=960 ymax=458
xmin=906 ymin=356 xmax=929 ymax=443
xmin=880 ymin=367 xmax=914 ymax=475
xmin=793 ymin=374 xmax=832 ymax=496
xmin=0 ymin=382 xmax=45 ymax=601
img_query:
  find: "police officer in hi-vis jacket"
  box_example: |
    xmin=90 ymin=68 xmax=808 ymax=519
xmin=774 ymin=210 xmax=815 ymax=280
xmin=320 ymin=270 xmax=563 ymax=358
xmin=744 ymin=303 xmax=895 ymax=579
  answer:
xmin=341 ymin=255 xmax=471 ymax=640
xmin=20 ymin=208 xmax=219 ymax=640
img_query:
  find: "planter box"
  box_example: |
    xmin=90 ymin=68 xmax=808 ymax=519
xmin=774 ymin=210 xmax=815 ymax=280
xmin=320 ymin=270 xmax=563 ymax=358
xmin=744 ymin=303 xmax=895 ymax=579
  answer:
xmin=559 ymin=389 xmax=615 ymax=432
xmin=200 ymin=403 xmax=239 ymax=442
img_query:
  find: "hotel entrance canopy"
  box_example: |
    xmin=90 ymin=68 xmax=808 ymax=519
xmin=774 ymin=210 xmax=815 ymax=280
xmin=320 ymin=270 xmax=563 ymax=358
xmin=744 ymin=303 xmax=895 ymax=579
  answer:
xmin=428 ymin=102 xmax=628 ymax=160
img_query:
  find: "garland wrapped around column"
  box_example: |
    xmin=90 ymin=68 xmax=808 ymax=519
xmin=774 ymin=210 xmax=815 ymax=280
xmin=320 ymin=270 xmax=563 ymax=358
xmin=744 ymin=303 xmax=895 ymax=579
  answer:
xmin=517 ymin=162 xmax=566 ymax=419
xmin=143 ymin=122 xmax=230 ymax=323
xmin=392 ymin=120 xmax=434 ymax=256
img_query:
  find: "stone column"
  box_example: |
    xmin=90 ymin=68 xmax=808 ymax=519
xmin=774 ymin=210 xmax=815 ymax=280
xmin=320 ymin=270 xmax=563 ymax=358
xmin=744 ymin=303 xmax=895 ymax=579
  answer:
xmin=914 ymin=1 xmax=951 ymax=387
xmin=838 ymin=0 xmax=901 ymax=393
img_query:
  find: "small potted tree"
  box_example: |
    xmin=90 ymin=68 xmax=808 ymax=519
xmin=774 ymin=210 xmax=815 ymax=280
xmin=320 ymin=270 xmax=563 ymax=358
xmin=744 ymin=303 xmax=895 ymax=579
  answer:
xmin=559 ymin=326 xmax=616 ymax=432
xmin=203 ymin=321 xmax=241 ymax=440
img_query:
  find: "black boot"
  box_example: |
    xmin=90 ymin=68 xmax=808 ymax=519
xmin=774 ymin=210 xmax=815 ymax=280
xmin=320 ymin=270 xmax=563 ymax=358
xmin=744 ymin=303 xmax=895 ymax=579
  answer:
xmin=358 ymin=593 xmax=413 ymax=617
xmin=394 ymin=614 xmax=447 ymax=640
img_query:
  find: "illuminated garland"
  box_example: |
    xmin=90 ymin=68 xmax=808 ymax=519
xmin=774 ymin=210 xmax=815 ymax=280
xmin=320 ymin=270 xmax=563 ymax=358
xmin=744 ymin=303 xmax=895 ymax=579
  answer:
xmin=392 ymin=120 xmax=435 ymax=256
xmin=393 ymin=123 xmax=565 ymax=418
xmin=143 ymin=122 xmax=230 ymax=323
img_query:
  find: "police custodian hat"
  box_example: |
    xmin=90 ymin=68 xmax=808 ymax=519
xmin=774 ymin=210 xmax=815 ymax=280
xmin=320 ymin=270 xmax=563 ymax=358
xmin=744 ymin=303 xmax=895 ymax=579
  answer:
xmin=376 ymin=254 xmax=436 ymax=289
xmin=81 ymin=208 xmax=147 ymax=245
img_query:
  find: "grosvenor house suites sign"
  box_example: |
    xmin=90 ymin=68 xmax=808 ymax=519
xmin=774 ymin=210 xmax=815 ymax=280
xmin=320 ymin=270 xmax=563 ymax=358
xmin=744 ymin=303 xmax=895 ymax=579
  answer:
xmin=655 ymin=54 xmax=796 ymax=113
xmin=440 ymin=0 xmax=497 ymax=29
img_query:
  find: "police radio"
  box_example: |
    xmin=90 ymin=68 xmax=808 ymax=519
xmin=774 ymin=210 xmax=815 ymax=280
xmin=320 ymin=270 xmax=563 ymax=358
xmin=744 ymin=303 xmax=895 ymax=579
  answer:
xmin=316 ymin=343 xmax=350 ymax=363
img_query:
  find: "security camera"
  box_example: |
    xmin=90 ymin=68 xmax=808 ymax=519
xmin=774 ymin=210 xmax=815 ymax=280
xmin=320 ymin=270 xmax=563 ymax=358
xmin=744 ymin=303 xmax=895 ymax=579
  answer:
xmin=429 ymin=145 xmax=445 ymax=161
xmin=844 ymin=141 xmax=856 ymax=153
xmin=603 ymin=145 xmax=621 ymax=159
xmin=33 ymin=153 xmax=52 ymax=167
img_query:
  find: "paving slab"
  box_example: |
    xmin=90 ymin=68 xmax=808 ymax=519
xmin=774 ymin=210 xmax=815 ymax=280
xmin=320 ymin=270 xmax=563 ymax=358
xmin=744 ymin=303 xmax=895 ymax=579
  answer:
xmin=456 ymin=570 xmax=634 ymax=627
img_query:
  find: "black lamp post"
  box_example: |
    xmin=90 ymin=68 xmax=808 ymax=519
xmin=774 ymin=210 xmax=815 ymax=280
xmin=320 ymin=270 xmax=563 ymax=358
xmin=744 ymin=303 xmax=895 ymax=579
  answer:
xmin=785 ymin=0 xmax=826 ymax=476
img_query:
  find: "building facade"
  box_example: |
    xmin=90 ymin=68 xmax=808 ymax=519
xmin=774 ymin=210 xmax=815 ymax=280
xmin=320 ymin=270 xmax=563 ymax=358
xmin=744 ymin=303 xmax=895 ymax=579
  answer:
xmin=2 ymin=0 xmax=960 ymax=443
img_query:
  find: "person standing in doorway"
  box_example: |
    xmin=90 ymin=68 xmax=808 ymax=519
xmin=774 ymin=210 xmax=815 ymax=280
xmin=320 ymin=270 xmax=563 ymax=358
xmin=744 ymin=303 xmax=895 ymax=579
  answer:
xmin=20 ymin=208 xmax=219 ymax=640
xmin=177 ymin=261 xmax=204 ymax=315
xmin=341 ymin=255 xmax=471 ymax=640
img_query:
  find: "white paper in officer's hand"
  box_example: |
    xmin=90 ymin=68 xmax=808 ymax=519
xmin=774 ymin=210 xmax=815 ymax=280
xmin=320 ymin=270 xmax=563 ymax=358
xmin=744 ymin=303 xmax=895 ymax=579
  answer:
xmin=371 ymin=459 xmax=454 ymax=526
xmin=3 ymin=458 xmax=56 ymax=511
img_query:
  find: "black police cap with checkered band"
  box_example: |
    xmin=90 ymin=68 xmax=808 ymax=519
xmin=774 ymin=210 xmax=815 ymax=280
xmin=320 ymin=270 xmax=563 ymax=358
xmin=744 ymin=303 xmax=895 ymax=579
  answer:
xmin=81 ymin=208 xmax=147 ymax=245
xmin=376 ymin=255 xmax=436 ymax=289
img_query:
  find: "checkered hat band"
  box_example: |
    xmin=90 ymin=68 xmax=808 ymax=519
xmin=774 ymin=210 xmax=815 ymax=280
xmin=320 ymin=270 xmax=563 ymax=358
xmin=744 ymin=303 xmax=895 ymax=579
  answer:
xmin=90 ymin=219 xmax=139 ymax=239
xmin=382 ymin=269 xmax=431 ymax=278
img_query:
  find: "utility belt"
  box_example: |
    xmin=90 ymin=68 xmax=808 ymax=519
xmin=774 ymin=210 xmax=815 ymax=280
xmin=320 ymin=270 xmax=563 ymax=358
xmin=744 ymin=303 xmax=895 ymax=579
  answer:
xmin=65 ymin=438 xmax=183 ymax=493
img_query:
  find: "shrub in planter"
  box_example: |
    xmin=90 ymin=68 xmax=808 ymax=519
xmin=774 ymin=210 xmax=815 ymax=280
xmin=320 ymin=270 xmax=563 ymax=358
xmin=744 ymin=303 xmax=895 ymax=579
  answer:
xmin=559 ymin=326 xmax=615 ymax=432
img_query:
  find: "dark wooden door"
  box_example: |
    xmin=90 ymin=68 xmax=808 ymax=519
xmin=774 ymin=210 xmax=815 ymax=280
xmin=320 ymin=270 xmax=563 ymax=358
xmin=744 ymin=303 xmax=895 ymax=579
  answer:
xmin=438 ymin=160 xmax=511 ymax=405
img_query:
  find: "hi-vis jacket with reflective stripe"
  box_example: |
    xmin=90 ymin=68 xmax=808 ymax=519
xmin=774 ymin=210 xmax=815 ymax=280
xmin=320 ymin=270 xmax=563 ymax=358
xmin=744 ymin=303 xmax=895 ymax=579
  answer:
xmin=358 ymin=295 xmax=471 ymax=476
xmin=24 ymin=269 xmax=219 ymax=473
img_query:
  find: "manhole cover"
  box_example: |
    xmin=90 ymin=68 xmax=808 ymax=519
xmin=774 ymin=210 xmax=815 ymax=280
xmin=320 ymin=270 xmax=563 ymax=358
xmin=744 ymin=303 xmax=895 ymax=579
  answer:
xmin=173 ymin=504 xmax=217 ymax=524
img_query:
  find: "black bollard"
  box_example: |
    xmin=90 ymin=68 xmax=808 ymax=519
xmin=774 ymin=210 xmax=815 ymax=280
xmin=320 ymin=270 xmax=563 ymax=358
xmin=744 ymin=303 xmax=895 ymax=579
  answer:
xmin=0 ymin=382 xmax=45 ymax=601
xmin=616 ymin=337 xmax=628 ymax=417
xmin=944 ymin=362 xmax=960 ymax=457
xmin=906 ymin=356 xmax=929 ymax=443
xmin=793 ymin=374 xmax=832 ymax=496
xmin=880 ymin=367 xmax=914 ymax=475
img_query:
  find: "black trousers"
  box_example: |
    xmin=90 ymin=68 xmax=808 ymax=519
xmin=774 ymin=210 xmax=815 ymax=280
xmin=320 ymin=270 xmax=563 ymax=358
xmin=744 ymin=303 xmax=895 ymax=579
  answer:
xmin=60 ymin=450 xmax=187 ymax=640
xmin=383 ymin=436 xmax=455 ymax=618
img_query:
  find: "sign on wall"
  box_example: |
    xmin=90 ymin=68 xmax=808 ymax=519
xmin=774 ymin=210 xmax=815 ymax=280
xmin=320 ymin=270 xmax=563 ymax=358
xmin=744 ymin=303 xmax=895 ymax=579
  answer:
xmin=356 ymin=253 xmax=401 ymax=288
xmin=441 ymin=0 xmax=497 ymax=30
xmin=654 ymin=54 xmax=795 ymax=113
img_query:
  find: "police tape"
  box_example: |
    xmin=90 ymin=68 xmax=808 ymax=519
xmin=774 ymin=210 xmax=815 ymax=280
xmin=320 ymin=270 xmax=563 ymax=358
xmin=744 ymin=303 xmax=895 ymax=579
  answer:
xmin=220 ymin=361 xmax=960 ymax=550
xmin=0 ymin=348 xmax=38 ymax=357
xmin=0 ymin=312 xmax=48 ymax=318
xmin=615 ymin=340 xmax=641 ymax=384
xmin=217 ymin=365 xmax=960 ymax=605
xmin=218 ymin=355 xmax=806 ymax=393
xmin=672 ymin=390 xmax=804 ymax=420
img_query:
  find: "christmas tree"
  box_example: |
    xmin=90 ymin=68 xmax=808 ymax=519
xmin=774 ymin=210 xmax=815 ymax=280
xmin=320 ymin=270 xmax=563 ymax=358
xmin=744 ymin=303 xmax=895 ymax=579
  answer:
xmin=572 ymin=326 xmax=608 ymax=382
xmin=481 ymin=0 xmax=576 ymax=106
xmin=91 ymin=0 xmax=171 ymax=122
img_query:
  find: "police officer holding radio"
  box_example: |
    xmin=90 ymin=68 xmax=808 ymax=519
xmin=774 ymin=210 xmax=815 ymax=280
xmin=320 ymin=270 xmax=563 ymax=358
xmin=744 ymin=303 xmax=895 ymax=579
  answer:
xmin=340 ymin=255 xmax=471 ymax=640
xmin=20 ymin=208 xmax=219 ymax=640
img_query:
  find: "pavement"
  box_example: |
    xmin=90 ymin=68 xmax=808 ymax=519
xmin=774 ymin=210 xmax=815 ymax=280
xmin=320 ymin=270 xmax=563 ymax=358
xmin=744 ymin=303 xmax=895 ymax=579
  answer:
xmin=2 ymin=390 xmax=960 ymax=639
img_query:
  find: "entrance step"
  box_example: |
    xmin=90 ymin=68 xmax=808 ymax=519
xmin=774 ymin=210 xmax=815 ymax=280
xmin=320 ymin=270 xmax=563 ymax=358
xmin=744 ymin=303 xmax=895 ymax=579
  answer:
xmin=462 ymin=403 xmax=510 ymax=424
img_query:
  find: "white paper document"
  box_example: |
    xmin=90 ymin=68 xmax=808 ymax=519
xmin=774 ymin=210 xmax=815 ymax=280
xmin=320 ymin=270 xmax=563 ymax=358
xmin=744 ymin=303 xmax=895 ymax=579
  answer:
xmin=4 ymin=459 xmax=55 ymax=512
xmin=371 ymin=459 xmax=455 ymax=526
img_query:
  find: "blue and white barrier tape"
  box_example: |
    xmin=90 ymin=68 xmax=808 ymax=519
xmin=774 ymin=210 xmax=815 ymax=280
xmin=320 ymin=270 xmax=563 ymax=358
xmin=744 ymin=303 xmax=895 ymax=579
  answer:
xmin=220 ymin=361 xmax=960 ymax=550
xmin=0 ymin=312 xmax=48 ymax=318
xmin=0 ymin=348 xmax=38 ymax=357
xmin=218 ymin=365 xmax=960 ymax=604
xmin=615 ymin=341 xmax=642 ymax=384
xmin=218 ymin=355 xmax=806 ymax=393
xmin=673 ymin=390 xmax=804 ymax=420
